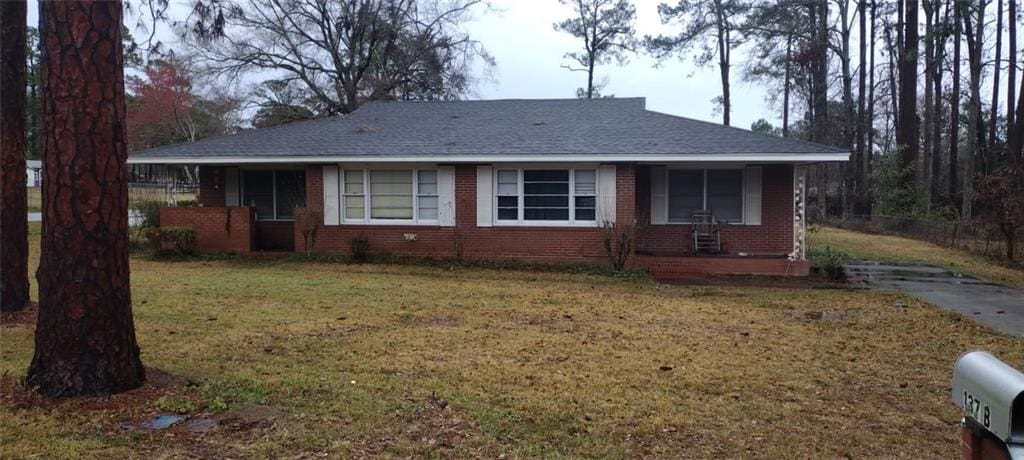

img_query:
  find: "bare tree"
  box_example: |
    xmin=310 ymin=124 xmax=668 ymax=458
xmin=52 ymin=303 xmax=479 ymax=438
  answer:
xmin=27 ymin=0 xmax=145 ymax=397
xmin=191 ymin=0 xmax=490 ymax=115
xmin=1 ymin=0 xmax=29 ymax=312
xmin=646 ymin=0 xmax=748 ymax=125
xmin=555 ymin=0 xmax=637 ymax=99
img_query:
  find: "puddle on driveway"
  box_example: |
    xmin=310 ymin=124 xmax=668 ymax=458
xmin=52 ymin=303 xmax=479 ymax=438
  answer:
xmin=844 ymin=261 xmax=1024 ymax=337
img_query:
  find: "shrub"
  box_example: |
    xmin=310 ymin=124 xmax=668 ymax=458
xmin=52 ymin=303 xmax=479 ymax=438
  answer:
xmin=144 ymin=226 xmax=197 ymax=255
xmin=601 ymin=221 xmax=636 ymax=271
xmin=131 ymin=199 xmax=164 ymax=228
xmin=808 ymin=246 xmax=852 ymax=281
xmin=350 ymin=234 xmax=371 ymax=262
xmin=175 ymin=199 xmax=201 ymax=208
xmin=301 ymin=209 xmax=323 ymax=256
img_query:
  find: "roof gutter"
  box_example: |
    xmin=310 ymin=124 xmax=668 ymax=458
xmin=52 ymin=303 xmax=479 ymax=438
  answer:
xmin=128 ymin=152 xmax=850 ymax=165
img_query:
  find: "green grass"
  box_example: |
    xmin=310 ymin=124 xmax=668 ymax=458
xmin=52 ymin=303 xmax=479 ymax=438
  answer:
xmin=2 ymin=223 xmax=1023 ymax=457
xmin=810 ymin=225 xmax=1024 ymax=287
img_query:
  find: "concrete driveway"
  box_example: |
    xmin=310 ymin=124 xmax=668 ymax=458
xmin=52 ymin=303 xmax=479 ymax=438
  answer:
xmin=846 ymin=262 xmax=1024 ymax=338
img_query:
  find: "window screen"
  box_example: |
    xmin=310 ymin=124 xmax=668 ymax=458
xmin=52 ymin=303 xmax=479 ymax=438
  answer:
xmin=496 ymin=170 xmax=519 ymax=220
xmin=369 ymin=170 xmax=413 ymax=219
xmin=242 ymin=170 xmax=274 ymax=220
xmin=343 ymin=170 xmax=365 ymax=219
xmin=523 ymin=170 xmax=569 ymax=221
xmin=706 ymin=169 xmax=743 ymax=222
xmin=417 ymin=170 xmax=438 ymax=220
xmin=574 ymin=169 xmax=596 ymax=221
xmin=274 ymin=170 xmax=306 ymax=219
xmin=667 ymin=170 xmax=703 ymax=222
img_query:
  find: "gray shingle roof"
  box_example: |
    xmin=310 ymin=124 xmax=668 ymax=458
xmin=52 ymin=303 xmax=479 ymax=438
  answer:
xmin=129 ymin=98 xmax=848 ymax=161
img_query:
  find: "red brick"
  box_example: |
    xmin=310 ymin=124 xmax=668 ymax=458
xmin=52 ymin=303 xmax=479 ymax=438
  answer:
xmin=160 ymin=206 xmax=252 ymax=253
xmin=184 ymin=162 xmax=803 ymax=276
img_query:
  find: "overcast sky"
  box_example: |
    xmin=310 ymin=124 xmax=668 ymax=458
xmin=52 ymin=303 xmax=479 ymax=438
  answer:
xmin=25 ymin=0 xmax=787 ymax=129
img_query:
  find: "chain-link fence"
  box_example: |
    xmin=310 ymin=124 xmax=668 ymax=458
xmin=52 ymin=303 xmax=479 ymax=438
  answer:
xmin=26 ymin=183 xmax=196 ymax=215
xmin=127 ymin=183 xmax=198 ymax=207
xmin=827 ymin=215 xmax=1023 ymax=263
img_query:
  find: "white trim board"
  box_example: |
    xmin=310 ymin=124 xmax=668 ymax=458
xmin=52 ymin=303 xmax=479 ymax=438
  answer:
xmin=128 ymin=153 xmax=850 ymax=165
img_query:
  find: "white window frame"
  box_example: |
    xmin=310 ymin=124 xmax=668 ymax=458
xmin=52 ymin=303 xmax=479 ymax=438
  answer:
xmin=341 ymin=167 xmax=440 ymax=225
xmin=239 ymin=167 xmax=305 ymax=222
xmin=491 ymin=166 xmax=601 ymax=227
xmin=665 ymin=166 xmax=745 ymax=224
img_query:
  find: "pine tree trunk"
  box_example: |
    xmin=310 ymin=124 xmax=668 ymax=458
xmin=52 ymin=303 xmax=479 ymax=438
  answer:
xmin=1008 ymin=0 xmax=1018 ymax=151
xmin=855 ymin=0 xmax=867 ymax=215
xmin=866 ymin=0 xmax=877 ymax=216
xmin=783 ymin=36 xmax=792 ymax=138
xmin=962 ymin=2 xmax=986 ymax=219
xmin=897 ymin=0 xmax=920 ymax=195
xmin=930 ymin=0 xmax=947 ymax=206
xmin=923 ymin=0 xmax=935 ymax=206
xmin=813 ymin=0 xmax=829 ymax=144
xmin=1 ymin=0 xmax=30 ymax=313
xmin=949 ymin=3 xmax=961 ymax=210
xmin=25 ymin=0 xmax=144 ymax=398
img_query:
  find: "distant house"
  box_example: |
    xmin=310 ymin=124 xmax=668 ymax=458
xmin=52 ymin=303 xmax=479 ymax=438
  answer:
xmin=128 ymin=98 xmax=848 ymax=276
xmin=26 ymin=160 xmax=41 ymax=187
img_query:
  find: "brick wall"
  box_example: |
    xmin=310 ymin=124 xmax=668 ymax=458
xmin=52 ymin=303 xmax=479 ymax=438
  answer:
xmin=160 ymin=206 xmax=252 ymax=253
xmin=198 ymin=166 xmax=226 ymax=207
xmin=961 ymin=421 xmax=1011 ymax=460
xmin=293 ymin=163 xmax=626 ymax=263
xmin=616 ymin=163 xmax=636 ymax=226
xmin=182 ymin=162 xmax=801 ymax=274
xmin=634 ymin=164 xmax=795 ymax=255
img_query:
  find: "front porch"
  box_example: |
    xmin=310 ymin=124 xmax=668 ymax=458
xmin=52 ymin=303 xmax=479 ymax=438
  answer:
xmin=636 ymin=253 xmax=810 ymax=278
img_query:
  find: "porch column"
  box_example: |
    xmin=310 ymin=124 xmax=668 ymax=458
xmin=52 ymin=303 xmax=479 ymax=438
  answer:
xmin=615 ymin=164 xmax=636 ymax=226
xmin=793 ymin=165 xmax=807 ymax=259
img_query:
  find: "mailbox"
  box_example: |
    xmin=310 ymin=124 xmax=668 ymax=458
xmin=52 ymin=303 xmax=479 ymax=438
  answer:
xmin=952 ymin=350 xmax=1024 ymax=443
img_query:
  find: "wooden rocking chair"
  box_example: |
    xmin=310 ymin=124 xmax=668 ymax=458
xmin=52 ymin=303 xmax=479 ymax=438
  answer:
xmin=691 ymin=210 xmax=721 ymax=254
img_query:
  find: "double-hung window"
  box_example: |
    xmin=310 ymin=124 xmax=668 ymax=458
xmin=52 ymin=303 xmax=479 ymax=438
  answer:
xmin=241 ymin=169 xmax=306 ymax=221
xmin=494 ymin=168 xmax=598 ymax=225
xmin=342 ymin=168 xmax=438 ymax=224
xmin=666 ymin=168 xmax=743 ymax=223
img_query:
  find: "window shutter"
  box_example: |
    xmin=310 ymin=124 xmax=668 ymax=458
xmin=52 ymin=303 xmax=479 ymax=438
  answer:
xmin=323 ymin=165 xmax=340 ymax=225
xmin=650 ymin=166 xmax=667 ymax=224
xmin=598 ymin=165 xmax=617 ymax=223
xmin=476 ymin=165 xmax=492 ymax=227
xmin=744 ymin=166 xmax=762 ymax=225
xmin=438 ymin=166 xmax=456 ymax=227
xmin=225 ymin=167 xmax=240 ymax=206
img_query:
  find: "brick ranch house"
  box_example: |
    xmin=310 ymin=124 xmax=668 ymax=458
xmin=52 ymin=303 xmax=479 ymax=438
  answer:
xmin=128 ymin=98 xmax=848 ymax=276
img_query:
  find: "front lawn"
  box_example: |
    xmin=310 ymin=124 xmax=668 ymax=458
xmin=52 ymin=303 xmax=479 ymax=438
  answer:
xmin=810 ymin=225 xmax=1024 ymax=287
xmin=2 ymin=227 xmax=1022 ymax=458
